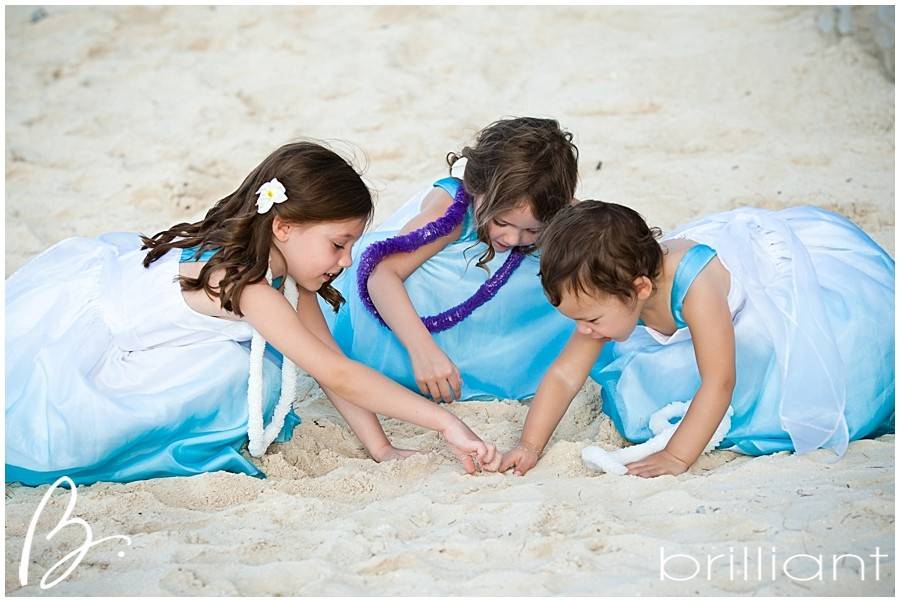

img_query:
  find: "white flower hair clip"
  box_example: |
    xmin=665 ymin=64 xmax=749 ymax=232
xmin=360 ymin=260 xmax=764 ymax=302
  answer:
xmin=255 ymin=177 xmax=288 ymax=214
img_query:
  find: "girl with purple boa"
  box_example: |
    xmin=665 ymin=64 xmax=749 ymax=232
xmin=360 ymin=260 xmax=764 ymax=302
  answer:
xmin=322 ymin=117 xmax=580 ymax=412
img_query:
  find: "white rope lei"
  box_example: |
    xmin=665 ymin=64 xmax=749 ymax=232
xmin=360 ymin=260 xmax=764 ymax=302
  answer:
xmin=247 ymin=268 xmax=299 ymax=458
xmin=581 ymin=402 xmax=734 ymax=475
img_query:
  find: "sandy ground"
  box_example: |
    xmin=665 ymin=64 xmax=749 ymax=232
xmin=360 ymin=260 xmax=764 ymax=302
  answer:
xmin=5 ymin=5 xmax=894 ymax=596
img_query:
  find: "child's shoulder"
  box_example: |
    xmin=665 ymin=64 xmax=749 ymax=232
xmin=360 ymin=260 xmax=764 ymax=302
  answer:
xmin=396 ymin=180 xmax=467 ymax=240
xmin=660 ymin=237 xmax=702 ymax=261
xmin=178 ymin=259 xmax=280 ymax=322
xmin=663 ymin=239 xmax=732 ymax=325
xmin=419 ymin=184 xmax=457 ymax=215
xmin=662 ymin=239 xmax=724 ymax=281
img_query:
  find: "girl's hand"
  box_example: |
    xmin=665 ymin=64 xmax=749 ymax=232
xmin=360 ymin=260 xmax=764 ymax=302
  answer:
xmin=498 ymin=442 xmax=543 ymax=476
xmin=370 ymin=445 xmax=421 ymax=463
xmin=440 ymin=417 xmax=496 ymax=474
xmin=480 ymin=449 xmax=503 ymax=472
xmin=625 ymin=449 xmax=690 ymax=478
xmin=410 ymin=342 xmax=462 ymax=404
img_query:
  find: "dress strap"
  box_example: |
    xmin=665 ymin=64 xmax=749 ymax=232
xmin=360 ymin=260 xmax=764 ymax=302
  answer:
xmin=179 ymin=246 xmax=283 ymax=290
xmin=180 ymin=246 xmax=220 ymax=263
xmin=433 ymin=176 xmax=463 ymax=199
xmin=670 ymin=244 xmax=718 ymax=329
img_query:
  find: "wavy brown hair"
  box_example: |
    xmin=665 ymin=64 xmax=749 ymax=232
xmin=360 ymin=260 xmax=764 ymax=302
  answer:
xmin=141 ymin=141 xmax=373 ymax=316
xmin=540 ymin=200 xmax=664 ymax=306
xmin=446 ymin=117 xmax=579 ymax=269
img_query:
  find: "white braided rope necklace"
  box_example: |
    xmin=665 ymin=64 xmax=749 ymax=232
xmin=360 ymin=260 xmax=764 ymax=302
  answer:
xmin=246 ymin=267 xmax=300 ymax=458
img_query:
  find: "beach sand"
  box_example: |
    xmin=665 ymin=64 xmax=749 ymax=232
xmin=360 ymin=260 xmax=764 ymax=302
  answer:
xmin=5 ymin=6 xmax=894 ymax=596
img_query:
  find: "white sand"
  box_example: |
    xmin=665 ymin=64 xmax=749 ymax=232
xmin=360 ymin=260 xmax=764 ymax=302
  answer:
xmin=5 ymin=6 xmax=894 ymax=596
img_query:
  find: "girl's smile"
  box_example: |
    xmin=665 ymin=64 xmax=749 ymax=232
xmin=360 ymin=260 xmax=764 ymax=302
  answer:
xmin=271 ymin=216 xmax=366 ymax=291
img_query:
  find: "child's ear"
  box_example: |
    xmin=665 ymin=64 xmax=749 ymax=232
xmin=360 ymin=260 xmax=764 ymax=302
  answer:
xmin=271 ymin=216 xmax=291 ymax=242
xmin=634 ymin=276 xmax=653 ymax=300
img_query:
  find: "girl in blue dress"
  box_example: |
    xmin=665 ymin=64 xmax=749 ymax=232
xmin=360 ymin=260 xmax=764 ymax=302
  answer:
xmin=6 ymin=142 xmax=497 ymax=486
xmin=326 ymin=117 xmax=579 ymax=409
xmin=499 ymin=200 xmax=894 ymax=477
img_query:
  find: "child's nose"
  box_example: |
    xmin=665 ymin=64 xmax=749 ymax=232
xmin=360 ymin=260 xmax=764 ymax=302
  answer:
xmin=338 ymin=252 xmax=352 ymax=268
xmin=576 ymin=322 xmax=594 ymax=336
xmin=502 ymin=231 xmax=521 ymax=247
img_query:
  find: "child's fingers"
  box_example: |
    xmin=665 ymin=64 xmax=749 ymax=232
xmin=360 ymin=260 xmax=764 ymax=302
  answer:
xmin=479 ymin=443 xmax=496 ymax=467
xmin=633 ymin=468 xmax=659 ymax=478
xmin=470 ymin=451 xmax=485 ymax=473
xmin=437 ymin=378 xmax=455 ymax=404
xmin=498 ymin=452 xmax=517 ymax=473
xmin=516 ymin=458 xmax=536 ymax=476
xmin=450 ymin=371 xmax=462 ymax=402
xmin=425 ymin=380 xmax=442 ymax=403
xmin=482 ymin=450 xmax=502 ymax=472
xmin=626 ymin=460 xmax=656 ymax=477
xmin=417 ymin=376 xmax=441 ymax=402
xmin=459 ymin=453 xmax=477 ymax=474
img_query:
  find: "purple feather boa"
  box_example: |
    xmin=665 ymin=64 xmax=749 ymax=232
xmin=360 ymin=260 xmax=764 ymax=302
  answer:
xmin=356 ymin=184 xmax=526 ymax=334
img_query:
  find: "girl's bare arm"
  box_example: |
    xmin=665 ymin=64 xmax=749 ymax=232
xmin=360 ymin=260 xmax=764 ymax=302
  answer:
xmin=241 ymin=282 xmax=450 ymax=428
xmin=238 ymin=282 xmax=496 ymax=474
xmin=366 ymin=188 xmax=465 ymax=402
xmin=296 ymin=288 xmax=406 ymax=461
xmin=664 ymin=268 xmax=736 ymax=465
xmin=498 ymin=331 xmax=605 ymax=474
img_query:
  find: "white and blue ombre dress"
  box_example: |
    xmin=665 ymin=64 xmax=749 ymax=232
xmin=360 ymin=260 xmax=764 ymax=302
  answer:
xmin=6 ymin=233 xmax=297 ymax=486
xmin=324 ymin=176 xmax=575 ymax=400
xmin=592 ymin=206 xmax=895 ymax=457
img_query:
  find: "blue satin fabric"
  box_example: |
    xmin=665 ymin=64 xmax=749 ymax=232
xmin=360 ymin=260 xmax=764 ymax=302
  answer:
xmin=180 ymin=246 xmax=284 ymax=289
xmin=6 ymin=234 xmax=299 ymax=486
xmin=670 ymin=244 xmax=717 ymax=329
xmin=591 ymin=206 xmax=895 ymax=456
xmin=324 ymin=177 xmax=575 ymax=400
xmin=637 ymin=245 xmax=718 ymax=329
xmin=181 ymin=246 xmax=221 ymax=262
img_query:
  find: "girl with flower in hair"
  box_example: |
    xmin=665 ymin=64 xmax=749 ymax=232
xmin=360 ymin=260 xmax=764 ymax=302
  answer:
xmin=6 ymin=141 xmax=497 ymax=486
xmin=325 ymin=117 xmax=580 ymax=409
xmin=500 ymin=200 xmax=894 ymax=477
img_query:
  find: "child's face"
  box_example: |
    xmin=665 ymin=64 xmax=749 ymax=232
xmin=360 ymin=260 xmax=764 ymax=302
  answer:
xmin=555 ymin=286 xmax=646 ymax=342
xmin=272 ymin=216 xmax=366 ymax=291
xmin=482 ymin=200 xmax=543 ymax=254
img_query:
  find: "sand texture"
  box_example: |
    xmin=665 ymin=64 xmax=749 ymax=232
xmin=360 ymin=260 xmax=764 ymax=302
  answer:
xmin=5 ymin=6 xmax=894 ymax=596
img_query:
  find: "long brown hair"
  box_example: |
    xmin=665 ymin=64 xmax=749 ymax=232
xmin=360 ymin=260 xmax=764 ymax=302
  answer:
xmin=447 ymin=117 xmax=579 ymax=269
xmin=540 ymin=200 xmax=664 ymax=306
xmin=141 ymin=141 xmax=373 ymax=316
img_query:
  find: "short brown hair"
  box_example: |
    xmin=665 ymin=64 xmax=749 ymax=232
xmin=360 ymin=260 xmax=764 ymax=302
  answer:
xmin=539 ymin=200 xmax=663 ymax=306
xmin=447 ymin=117 xmax=579 ymax=269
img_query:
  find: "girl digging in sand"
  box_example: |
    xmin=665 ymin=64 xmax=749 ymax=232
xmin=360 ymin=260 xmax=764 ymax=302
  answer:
xmin=6 ymin=142 xmax=496 ymax=486
xmin=325 ymin=117 xmax=579 ymax=408
xmin=499 ymin=201 xmax=894 ymax=477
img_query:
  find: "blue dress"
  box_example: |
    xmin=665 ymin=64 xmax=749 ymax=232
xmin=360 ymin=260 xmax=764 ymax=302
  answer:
xmin=324 ymin=176 xmax=575 ymax=400
xmin=592 ymin=206 xmax=895 ymax=456
xmin=6 ymin=233 xmax=299 ymax=486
